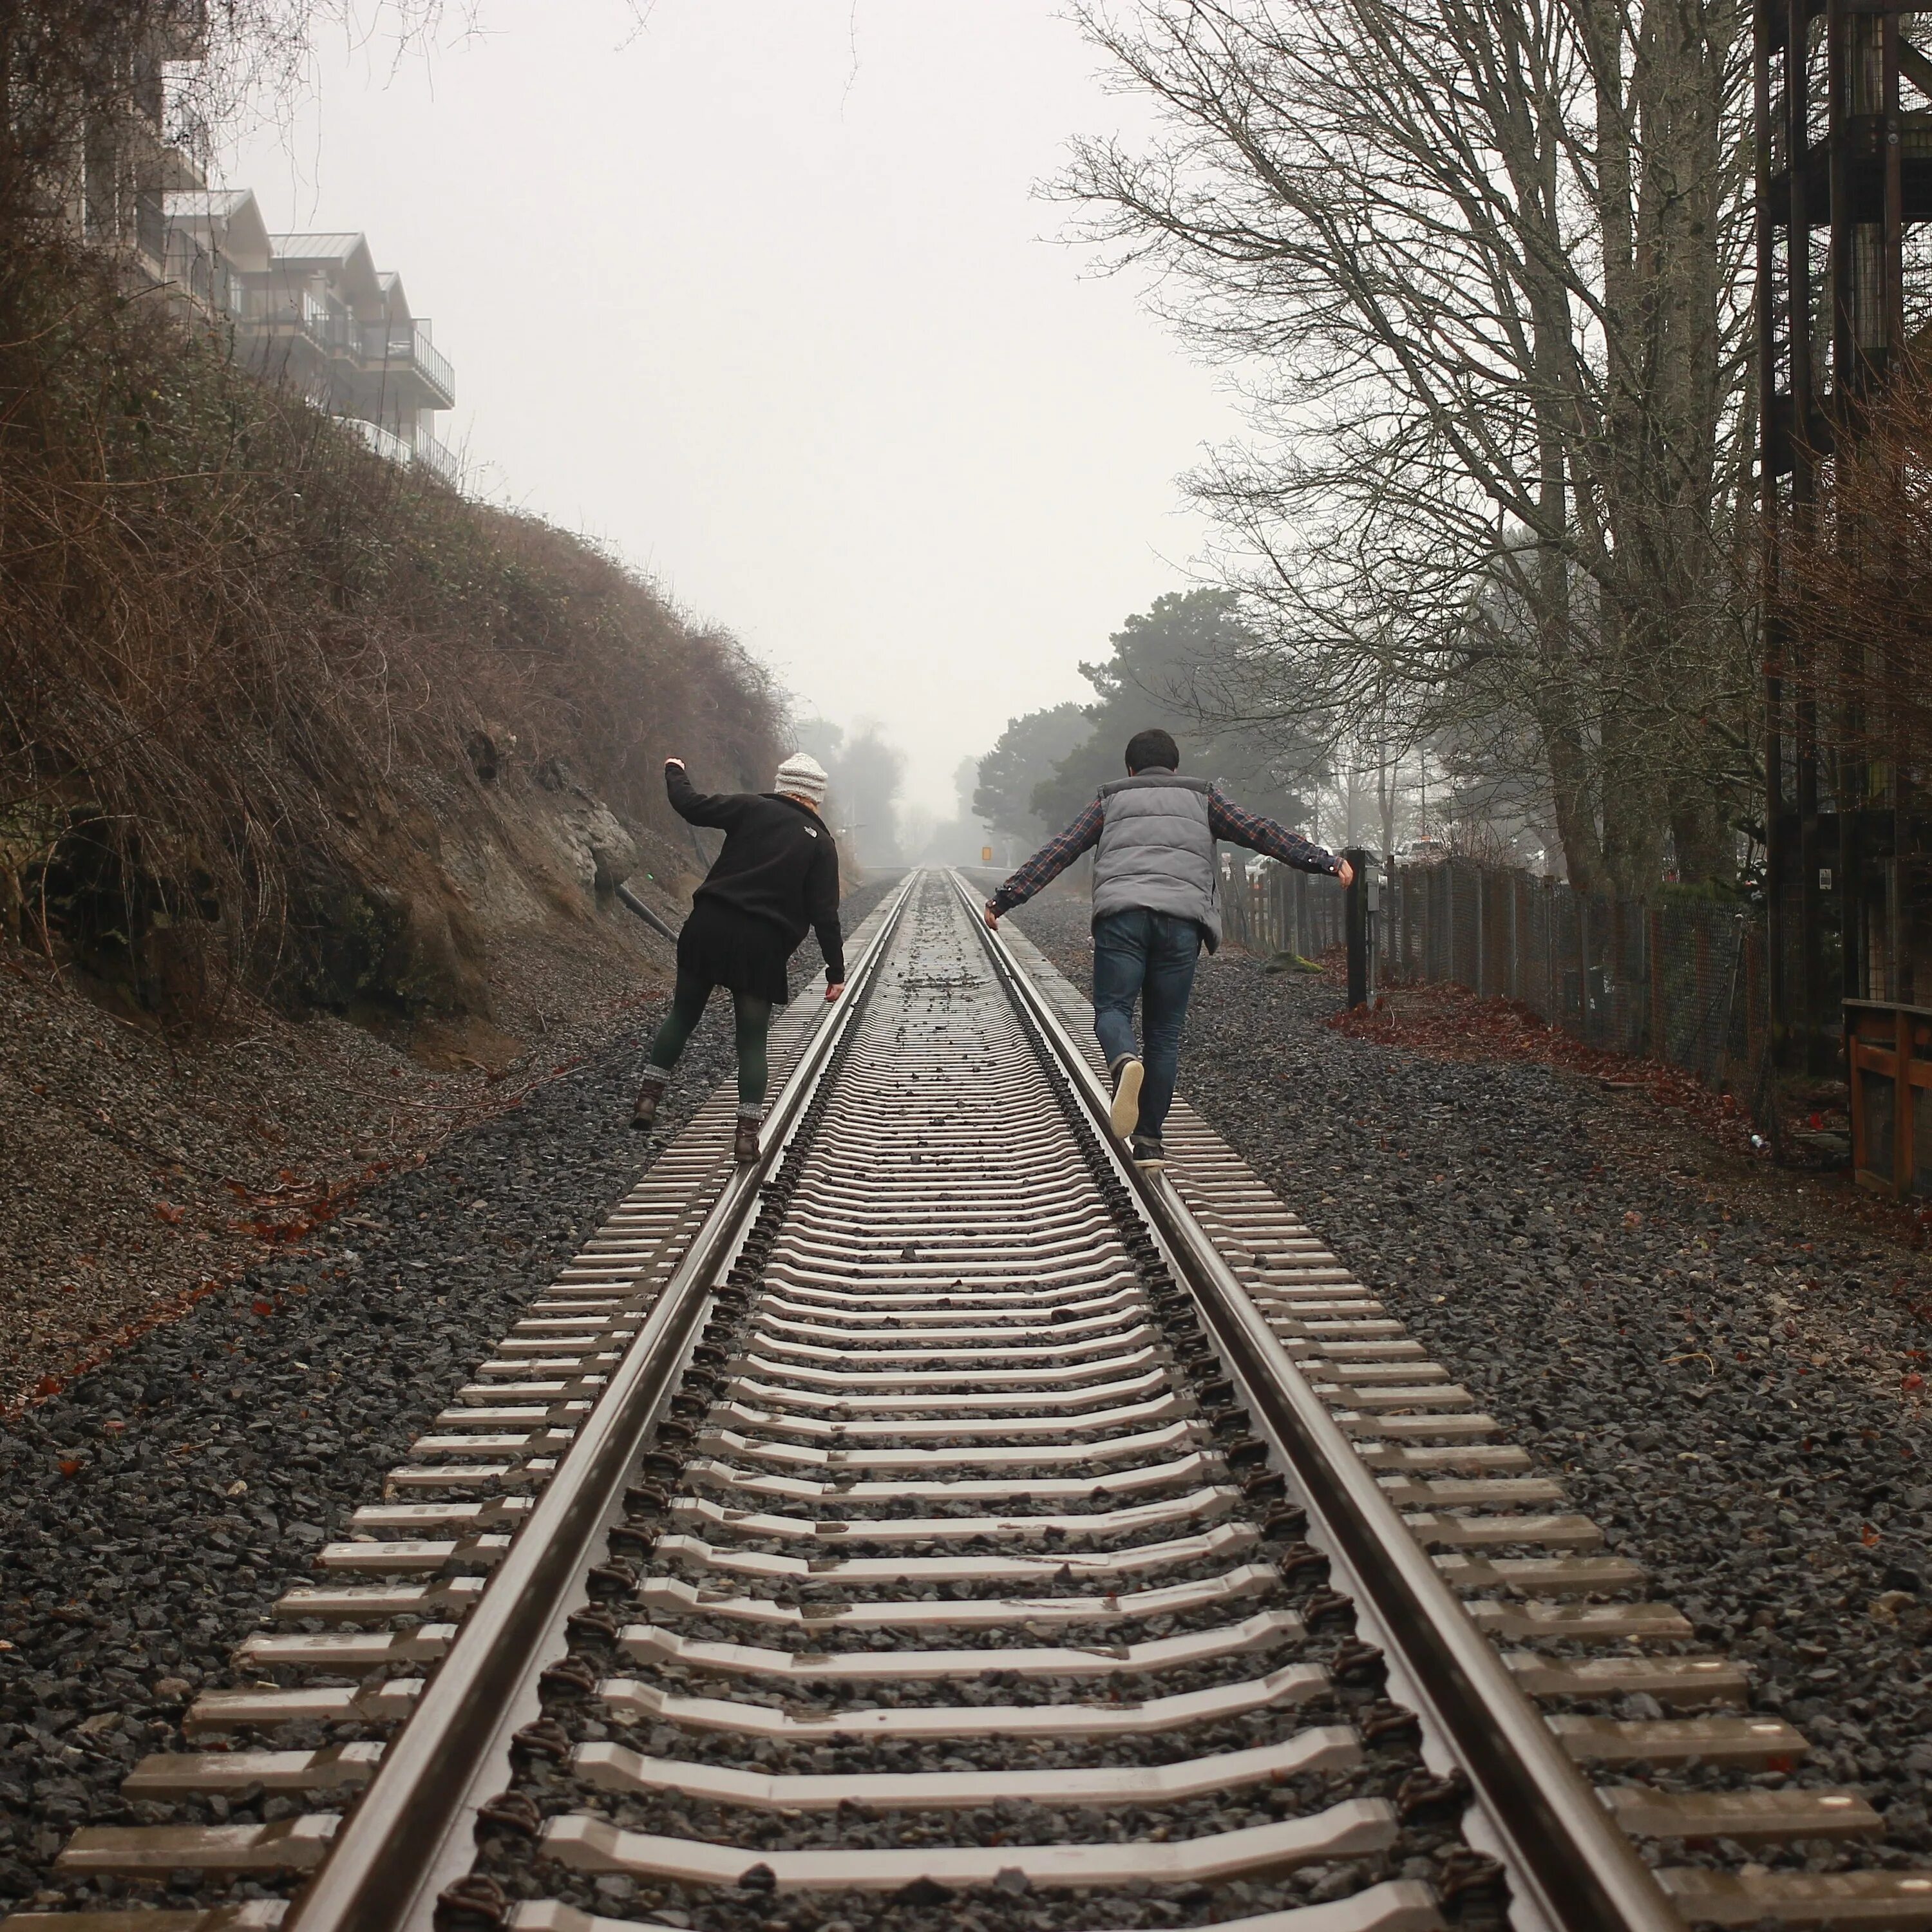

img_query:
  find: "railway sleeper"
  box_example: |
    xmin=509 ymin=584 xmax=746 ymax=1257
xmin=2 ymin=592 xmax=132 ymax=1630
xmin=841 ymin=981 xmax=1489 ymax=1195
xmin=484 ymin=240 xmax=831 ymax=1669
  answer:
xmin=614 ymin=1605 xmax=1306 ymax=1678
xmin=53 ymin=1814 xmax=339 ymax=1877
xmin=569 ymin=1725 xmax=1361 ymax=1808
xmin=536 ymin=1794 xmax=1399 ymax=1890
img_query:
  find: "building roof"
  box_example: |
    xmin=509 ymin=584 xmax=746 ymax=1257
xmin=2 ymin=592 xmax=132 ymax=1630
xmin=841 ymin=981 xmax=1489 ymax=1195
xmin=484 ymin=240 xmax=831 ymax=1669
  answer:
xmin=162 ymin=188 xmax=271 ymax=271
xmin=268 ymin=232 xmax=366 ymax=261
xmin=375 ymin=269 xmax=413 ymax=323
xmin=268 ymin=231 xmax=383 ymax=309
xmin=166 ymin=189 xmax=254 ymax=218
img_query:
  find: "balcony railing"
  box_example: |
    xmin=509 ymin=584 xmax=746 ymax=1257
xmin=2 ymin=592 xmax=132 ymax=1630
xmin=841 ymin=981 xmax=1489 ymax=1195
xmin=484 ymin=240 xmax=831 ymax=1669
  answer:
xmin=359 ymin=320 xmax=455 ymax=405
xmin=412 ymin=325 xmax=455 ymax=404
xmin=355 ymin=321 xmax=452 ymax=404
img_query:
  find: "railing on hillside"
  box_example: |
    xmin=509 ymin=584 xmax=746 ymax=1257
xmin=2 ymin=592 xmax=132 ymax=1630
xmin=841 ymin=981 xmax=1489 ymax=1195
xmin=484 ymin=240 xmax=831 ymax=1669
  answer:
xmin=135 ymin=194 xmax=167 ymax=264
xmin=160 ymin=227 xmax=236 ymax=319
xmin=414 ymin=430 xmax=464 ymax=487
xmin=342 ymin=415 xmax=413 ymax=467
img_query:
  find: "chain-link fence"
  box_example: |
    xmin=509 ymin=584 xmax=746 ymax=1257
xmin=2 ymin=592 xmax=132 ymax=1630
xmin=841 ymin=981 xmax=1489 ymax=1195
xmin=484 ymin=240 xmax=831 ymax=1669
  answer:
xmin=1220 ymin=854 xmax=1765 ymax=1094
xmin=1383 ymin=860 xmax=1763 ymax=1088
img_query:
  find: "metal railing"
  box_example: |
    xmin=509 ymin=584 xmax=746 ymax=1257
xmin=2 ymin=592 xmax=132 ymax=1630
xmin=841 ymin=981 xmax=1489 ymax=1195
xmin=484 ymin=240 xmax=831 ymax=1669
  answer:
xmin=413 ymin=430 xmax=464 ymax=486
xmin=363 ymin=321 xmax=455 ymax=404
xmin=135 ymin=194 xmax=167 ymax=263
xmin=961 ymin=868 xmax=1682 ymax=1932
xmin=407 ymin=323 xmax=454 ymax=402
xmin=279 ymin=880 xmax=915 ymax=1932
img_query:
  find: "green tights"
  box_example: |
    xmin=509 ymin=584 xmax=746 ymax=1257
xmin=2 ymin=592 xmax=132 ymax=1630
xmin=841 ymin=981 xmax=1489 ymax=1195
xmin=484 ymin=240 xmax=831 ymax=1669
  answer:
xmin=644 ymin=972 xmax=772 ymax=1112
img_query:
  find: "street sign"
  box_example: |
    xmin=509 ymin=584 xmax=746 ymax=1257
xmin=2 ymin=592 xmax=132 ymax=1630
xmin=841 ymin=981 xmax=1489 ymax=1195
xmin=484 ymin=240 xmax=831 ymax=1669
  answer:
xmin=981 ymin=846 xmax=994 ymax=863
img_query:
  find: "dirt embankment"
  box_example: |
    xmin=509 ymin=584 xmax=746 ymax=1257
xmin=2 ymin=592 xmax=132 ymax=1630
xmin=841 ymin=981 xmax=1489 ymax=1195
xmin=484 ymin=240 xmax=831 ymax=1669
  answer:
xmin=0 ymin=249 xmax=797 ymax=1409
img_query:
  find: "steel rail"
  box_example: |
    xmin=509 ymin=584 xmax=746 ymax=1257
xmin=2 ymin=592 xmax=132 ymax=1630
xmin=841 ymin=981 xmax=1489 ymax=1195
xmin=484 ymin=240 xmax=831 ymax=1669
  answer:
xmin=283 ymin=877 xmax=917 ymax=1932
xmin=955 ymin=871 xmax=1684 ymax=1932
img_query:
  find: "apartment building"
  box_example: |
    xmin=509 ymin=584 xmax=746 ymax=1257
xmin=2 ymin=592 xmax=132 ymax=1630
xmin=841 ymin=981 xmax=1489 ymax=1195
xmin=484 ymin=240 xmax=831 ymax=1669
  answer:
xmin=149 ymin=190 xmax=460 ymax=479
xmin=59 ymin=16 xmax=460 ymax=482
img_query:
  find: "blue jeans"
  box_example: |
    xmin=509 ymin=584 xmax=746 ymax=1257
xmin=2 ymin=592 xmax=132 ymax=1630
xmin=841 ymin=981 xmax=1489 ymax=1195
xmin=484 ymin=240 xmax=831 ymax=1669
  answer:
xmin=1092 ymin=909 xmax=1202 ymax=1142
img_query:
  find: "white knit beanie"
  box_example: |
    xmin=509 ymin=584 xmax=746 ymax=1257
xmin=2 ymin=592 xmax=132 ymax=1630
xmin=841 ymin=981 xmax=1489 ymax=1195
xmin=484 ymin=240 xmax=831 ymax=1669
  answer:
xmin=773 ymin=751 xmax=829 ymax=807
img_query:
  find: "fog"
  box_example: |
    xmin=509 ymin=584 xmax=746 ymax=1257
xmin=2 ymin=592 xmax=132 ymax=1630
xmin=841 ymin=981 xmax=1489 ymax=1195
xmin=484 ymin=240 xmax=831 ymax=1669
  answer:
xmin=216 ymin=1 xmax=1241 ymax=819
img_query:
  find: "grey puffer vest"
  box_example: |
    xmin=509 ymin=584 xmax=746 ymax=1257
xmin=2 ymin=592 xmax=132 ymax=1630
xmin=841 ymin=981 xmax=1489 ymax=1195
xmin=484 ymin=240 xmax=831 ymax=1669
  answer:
xmin=1091 ymin=772 xmax=1222 ymax=951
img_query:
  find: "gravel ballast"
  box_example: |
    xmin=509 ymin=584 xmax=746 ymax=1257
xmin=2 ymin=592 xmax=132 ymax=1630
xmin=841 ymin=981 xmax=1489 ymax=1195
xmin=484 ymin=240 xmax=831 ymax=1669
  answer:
xmin=1012 ymin=891 xmax=1932 ymax=1864
xmin=0 ymin=891 xmax=888 ymax=1911
xmin=11 ymin=867 xmax=1931 ymax=1914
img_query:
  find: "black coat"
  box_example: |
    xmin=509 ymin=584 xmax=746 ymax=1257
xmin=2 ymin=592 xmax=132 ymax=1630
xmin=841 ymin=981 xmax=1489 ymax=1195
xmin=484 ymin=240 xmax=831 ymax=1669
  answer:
xmin=668 ymin=765 xmax=844 ymax=983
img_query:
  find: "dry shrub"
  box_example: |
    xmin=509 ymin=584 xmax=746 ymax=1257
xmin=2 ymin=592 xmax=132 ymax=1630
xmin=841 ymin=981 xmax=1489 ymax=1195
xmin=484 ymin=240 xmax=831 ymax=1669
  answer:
xmin=0 ymin=242 xmax=784 ymax=1015
xmin=1768 ymin=365 xmax=1932 ymax=777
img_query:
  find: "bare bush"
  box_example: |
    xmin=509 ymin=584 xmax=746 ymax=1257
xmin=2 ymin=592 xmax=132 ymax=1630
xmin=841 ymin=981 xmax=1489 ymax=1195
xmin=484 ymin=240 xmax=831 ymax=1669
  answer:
xmin=0 ymin=246 xmax=782 ymax=1014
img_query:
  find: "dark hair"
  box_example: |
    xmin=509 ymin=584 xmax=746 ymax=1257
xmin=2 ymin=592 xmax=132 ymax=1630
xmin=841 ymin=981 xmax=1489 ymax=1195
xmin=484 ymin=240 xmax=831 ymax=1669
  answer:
xmin=1124 ymin=728 xmax=1180 ymax=773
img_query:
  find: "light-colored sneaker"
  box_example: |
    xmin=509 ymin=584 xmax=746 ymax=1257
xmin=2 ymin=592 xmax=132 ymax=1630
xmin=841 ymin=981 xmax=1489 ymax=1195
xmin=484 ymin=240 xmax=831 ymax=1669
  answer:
xmin=1110 ymin=1056 xmax=1144 ymax=1139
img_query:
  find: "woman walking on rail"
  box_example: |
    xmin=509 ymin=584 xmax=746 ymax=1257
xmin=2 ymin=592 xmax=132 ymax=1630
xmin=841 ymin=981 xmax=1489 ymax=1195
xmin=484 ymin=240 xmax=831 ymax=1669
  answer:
xmin=630 ymin=752 xmax=846 ymax=1160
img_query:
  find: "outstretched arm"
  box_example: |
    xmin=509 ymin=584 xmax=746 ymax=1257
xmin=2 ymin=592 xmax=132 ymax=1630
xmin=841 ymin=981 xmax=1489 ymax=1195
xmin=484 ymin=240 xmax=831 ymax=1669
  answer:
xmin=664 ymin=759 xmax=747 ymax=831
xmin=983 ymin=800 xmax=1104 ymax=927
xmin=809 ymin=838 xmax=846 ymax=996
xmin=1209 ymin=794 xmax=1352 ymax=884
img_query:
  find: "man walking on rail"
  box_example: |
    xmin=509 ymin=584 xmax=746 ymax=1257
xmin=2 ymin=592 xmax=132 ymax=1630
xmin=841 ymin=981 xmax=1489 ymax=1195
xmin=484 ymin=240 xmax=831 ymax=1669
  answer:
xmin=983 ymin=728 xmax=1351 ymax=1167
xmin=630 ymin=752 xmax=845 ymax=1161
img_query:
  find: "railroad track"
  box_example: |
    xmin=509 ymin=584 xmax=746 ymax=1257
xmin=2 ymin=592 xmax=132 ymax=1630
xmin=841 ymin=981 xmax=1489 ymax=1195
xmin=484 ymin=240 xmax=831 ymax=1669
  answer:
xmin=10 ymin=870 xmax=1931 ymax=1932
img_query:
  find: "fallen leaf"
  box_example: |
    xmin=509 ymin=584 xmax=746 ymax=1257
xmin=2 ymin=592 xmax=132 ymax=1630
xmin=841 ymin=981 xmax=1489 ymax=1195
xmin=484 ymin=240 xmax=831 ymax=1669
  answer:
xmin=152 ymin=1202 xmax=184 ymax=1226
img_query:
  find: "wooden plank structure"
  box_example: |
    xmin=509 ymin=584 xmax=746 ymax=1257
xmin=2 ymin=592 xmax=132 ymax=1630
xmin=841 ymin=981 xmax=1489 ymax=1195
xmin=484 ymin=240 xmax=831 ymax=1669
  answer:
xmin=1846 ymin=998 xmax=1932 ymax=1193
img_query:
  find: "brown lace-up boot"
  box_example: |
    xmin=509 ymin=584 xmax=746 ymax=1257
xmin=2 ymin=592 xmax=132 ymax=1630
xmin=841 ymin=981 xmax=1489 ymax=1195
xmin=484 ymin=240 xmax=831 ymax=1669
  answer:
xmin=734 ymin=1115 xmax=761 ymax=1162
xmin=630 ymin=1070 xmax=670 ymax=1132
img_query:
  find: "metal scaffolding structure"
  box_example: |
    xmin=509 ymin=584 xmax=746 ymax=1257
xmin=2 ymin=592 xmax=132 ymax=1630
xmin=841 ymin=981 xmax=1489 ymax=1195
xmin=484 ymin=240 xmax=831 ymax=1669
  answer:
xmin=1757 ymin=0 xmax=1932 ymax=1072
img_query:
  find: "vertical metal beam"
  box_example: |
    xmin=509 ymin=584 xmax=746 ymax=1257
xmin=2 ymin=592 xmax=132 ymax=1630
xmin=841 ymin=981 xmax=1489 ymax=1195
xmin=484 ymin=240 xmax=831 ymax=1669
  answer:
xmin=1759 ymin=0 xmax=1787 ymax=1050
xmin=1345 ymin=850 xmax=1369 ymax=1009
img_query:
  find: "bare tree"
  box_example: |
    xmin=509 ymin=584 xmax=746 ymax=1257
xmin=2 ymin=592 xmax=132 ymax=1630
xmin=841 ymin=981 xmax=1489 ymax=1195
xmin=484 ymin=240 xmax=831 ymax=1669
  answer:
xmin=0 ymin=1 xmax=466 ymax=259
xmin=1063 ymin=0 xmax=1759 ymax=891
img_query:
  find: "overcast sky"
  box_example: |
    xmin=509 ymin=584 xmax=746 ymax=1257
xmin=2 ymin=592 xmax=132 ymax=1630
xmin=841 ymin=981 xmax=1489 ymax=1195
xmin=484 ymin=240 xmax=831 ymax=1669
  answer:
xmin=218 ymin=1 xmax=1241 ymax=817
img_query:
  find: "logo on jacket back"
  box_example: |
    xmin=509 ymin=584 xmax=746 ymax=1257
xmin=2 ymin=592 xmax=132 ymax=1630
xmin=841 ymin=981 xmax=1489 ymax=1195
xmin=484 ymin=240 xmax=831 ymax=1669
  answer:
xmin=802 ymin=825 xmax=818 ymax=838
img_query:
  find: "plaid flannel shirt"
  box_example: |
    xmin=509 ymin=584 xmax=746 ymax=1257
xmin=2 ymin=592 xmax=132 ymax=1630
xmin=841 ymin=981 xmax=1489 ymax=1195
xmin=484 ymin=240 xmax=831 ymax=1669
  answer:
xmin=989 ymin=776 xmax=1341 ymax=915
